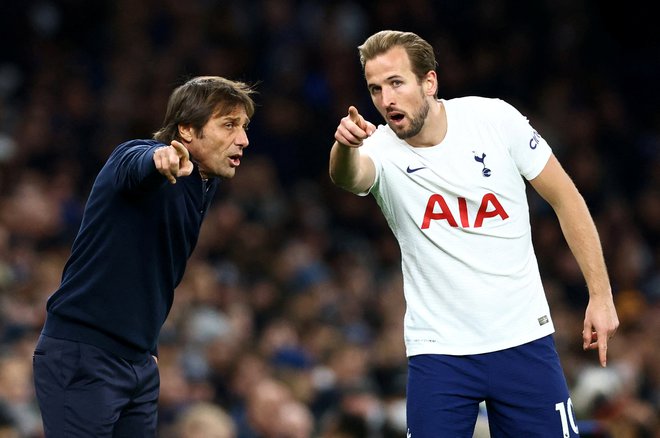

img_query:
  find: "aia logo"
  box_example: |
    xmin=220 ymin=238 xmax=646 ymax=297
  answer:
xmin=473 ymin=152 xmax=491 ymax=177
xmin=421 ymin=193 xmax=509 ymax=229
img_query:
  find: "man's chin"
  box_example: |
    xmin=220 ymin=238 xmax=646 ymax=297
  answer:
xmin=221 ymin=168 xmax=237 ymax=179
xmin=391 ymin=127 xmax=413 ymax=140
xmin=393 ymin=124 xmax=424 ymax=140
xmin=203 ymin=167 xmax=235 ymax=179
xmin=388 ymin=122 xmax=404 ymax=135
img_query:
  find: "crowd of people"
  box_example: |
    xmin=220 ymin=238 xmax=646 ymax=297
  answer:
xmin=0 ymin=0 xmax=658 ymax=437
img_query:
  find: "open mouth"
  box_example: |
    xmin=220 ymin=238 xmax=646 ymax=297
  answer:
xmin=229 ymin=154 xmax=242 ymax=167
xmin=388 ymin=112 xmax=405 ymax=124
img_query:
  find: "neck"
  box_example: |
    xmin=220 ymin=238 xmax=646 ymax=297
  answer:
xmin=407 ymin=99 xmax=447 ymax=148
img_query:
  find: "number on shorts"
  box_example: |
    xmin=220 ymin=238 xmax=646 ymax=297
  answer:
xmin=555 ymin=398 xmax=579 ymax=437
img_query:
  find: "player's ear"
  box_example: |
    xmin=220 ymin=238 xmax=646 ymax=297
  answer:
xmin=424 ymin=71 xmax=437 ymax=97
xmin=178 ymin=124 xmax=194 ymax=143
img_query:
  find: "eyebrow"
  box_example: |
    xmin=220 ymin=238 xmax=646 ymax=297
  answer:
xmin=368 ymin=74 xmax=404 ymax=89
xmin=222 ymin=115 xmax=250 ymax=124
xmin=385 ymin=74 xmax=405 ymax=82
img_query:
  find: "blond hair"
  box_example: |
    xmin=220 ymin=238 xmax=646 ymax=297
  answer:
xmin=358 ymin=30 xmax=437 ymax=85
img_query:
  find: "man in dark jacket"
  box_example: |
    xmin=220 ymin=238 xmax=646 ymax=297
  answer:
xmin=33 ymin=76 xmax=256 ymax=437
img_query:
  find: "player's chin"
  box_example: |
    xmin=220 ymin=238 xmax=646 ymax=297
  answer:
xmin=387 ymin=119 xmax=405 ymax=132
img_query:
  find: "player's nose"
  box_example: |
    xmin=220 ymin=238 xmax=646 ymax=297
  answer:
xmin=382 ymin=87 xmax=396 ymax=107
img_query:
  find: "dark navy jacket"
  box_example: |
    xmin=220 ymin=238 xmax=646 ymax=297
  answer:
xmin=42 ymin=139 xmax=218 ymax=360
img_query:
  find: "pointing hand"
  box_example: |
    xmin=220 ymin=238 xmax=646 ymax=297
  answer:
xmin=153 ymin=140 xmax=194 ymax=184
xmin=335 ymin=106 xmax=377 ymax=148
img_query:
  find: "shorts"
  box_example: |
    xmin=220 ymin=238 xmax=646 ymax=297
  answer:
xmin=407 ymin=335 xmax=579 ymax=437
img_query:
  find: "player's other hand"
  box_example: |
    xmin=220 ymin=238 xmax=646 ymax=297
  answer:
xmin=583 ymin=295 xmax=619 ymax=367
xmin=335 ymin=106 xmax=376 ymax=148
xmin=153 ymin=140 xmax=194 ymax=184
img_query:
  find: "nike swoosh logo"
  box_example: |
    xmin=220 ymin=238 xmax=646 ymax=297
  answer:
xmin=406 ymin=166 xmax=427 ymax=173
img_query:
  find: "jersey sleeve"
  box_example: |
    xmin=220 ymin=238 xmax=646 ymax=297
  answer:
xmin=353 ymin=126 xmax=386 ymax=196
xmin=497 ymin=100 xmax=552 ymax=180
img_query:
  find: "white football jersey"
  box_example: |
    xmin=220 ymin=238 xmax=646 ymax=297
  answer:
xmin=359 ymin=96 xmax=555 ymax=355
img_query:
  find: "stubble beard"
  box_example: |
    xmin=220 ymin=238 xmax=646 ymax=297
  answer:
xmin=391 ymin=98 xmax=430 ymax=140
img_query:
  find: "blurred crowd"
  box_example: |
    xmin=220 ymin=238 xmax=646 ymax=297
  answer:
xmin=0 ymin=0 xmax=658 ymax=437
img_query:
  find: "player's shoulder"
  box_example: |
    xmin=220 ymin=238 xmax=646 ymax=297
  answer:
xmin=445 ymin=96 xmax=514 ymax=113
xmin=445 ymin=96 xmax=523 ymax=123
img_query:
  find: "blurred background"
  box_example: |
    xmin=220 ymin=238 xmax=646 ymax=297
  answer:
xmin=0 ymin=0 xmax=658 ymax=437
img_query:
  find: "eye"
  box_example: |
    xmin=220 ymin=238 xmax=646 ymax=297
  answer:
xmin=224 ymin=122 xmax=235 ymax=129
xmin=369 ymin=86 xmax=381 ymax=95
xmin=243 ymin=124 xmax=249 ymax=131
xmin=392 ymin=79 xmax=403 ymax=87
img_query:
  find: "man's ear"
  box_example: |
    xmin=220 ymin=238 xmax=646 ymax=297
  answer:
xmin=424 ymin=70 xmax=438 ymax=97
xmin=178 ymin=124 xmax=194 ymax=143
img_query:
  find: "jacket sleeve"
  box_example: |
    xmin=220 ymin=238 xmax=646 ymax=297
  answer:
xmin=109 ymin=141 xmax=167 ymax=192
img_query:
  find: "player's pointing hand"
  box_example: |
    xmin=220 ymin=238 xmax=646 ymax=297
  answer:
xmin=582 ymin=295 xmax=619 ymax=367
xmin=153 ymin=140 xmax=194 ymax=184
xmin=335 ymin=106 xmax=376 ymax=148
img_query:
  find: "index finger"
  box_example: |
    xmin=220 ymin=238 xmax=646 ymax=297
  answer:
xmin=598 ymin=336 xmax=608 ymax=367
xmin=171 ymin=140 xmax=190 ymax=161
xmin=348 ymin=106 xmax=360 ymax=123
